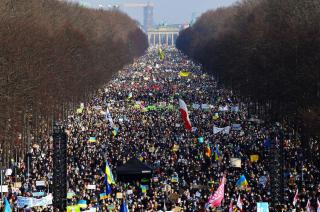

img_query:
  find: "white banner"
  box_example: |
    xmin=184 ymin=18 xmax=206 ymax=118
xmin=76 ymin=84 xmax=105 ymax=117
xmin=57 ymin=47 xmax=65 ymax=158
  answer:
xmin=213 ymin=126 xmax=231 ymax=135
xmin=16 ymin=194 xmax=53 ymax=208
xmin=36 ymin=181 xmax=46 ymax=187
xmin=0 ymin=185 xmax=8 ymax=193
xmin=230 ymin=158 xmax=241 ymax=168
xmin=86 ymin=184 xmax=96 ymax=190
xmin=218 ymin=105 xmax=229 ymax=111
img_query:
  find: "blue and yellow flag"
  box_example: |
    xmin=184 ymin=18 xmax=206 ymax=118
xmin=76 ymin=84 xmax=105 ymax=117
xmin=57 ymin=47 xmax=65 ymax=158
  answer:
xmin=105 ymin=162 xmax=116 ymax=185
xmin=99 ymin=192 xmax=108 ymax=200
xmin=112 ymin=128 xmax=119 ymax=137
xmin=104 ymin=175 xmax=112 ymax=195
xmin=214 ymin=144 xmax=222 ymax=161
xmin=236 ymin=175 xmax=248 ymax=188
xmin=88 ymin=137 xmax=96 ymax=143
xmin=77 ymin=200 xmax=87 ymax=208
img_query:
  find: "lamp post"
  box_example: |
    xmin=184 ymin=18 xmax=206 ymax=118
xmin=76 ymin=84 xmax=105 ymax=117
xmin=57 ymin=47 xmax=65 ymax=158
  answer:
xmin=0 ymin=167 xmax=5 ymax=205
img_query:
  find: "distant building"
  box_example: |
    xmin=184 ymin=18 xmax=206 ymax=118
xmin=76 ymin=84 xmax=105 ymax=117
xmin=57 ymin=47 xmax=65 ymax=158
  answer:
xmin=147 ymin=25 xmax=182 ymax=46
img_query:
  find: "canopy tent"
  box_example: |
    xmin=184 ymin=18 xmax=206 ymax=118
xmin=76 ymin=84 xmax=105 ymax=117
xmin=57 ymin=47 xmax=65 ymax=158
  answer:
xmin=116 ymin=158 xmax=153 ymax=182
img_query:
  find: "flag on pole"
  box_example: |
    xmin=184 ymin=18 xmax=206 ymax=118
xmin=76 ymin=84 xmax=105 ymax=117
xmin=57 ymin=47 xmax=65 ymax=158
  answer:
xmin=293 ymin=189 xmax=299 ymax=206
xmin=179 ymin=71 xmax=190 ymax=77
xmin=158 ymin=47 xmax=165 ymax=60
xmin=205 ymin=144 xmax=211 ymax=158
xmin=99 ymin=192 xmax=108 ymax=200
xmin=104 ymin=176 xmax=112 ymax=195
xmin=205 ymin=176 xmax=226 ymax=208
xmin=236 ymin=175 xmax=248 ymax=188
xmin=214 ymin=144 xmax=222 ymax=161
xmin=306 ymin=199 xmax=311 ymax=212
xmin=236 ymin=195 xmax=243 ymax=211
xmin=105 ymin=161 xmax=115 ymax=185
xmin=120 ymin=201 xmax=129 ymax=212
xmin=179 ymin=99 xmax=192 ymax=131
xmin=317 ymin=198 xmax=320 ymax=212
xmin=4 ymin=197 xmax=11 ymax=212
xmin=105 ymin=108 xmax=116 ymax=129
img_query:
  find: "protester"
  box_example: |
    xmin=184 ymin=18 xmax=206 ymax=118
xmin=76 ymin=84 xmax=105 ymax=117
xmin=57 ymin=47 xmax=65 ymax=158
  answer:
xmin=1 ymin=47 xmax=319 ymax=212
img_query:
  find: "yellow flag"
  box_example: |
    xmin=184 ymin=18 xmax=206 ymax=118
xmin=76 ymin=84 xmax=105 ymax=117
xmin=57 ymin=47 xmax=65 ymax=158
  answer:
xmin=179 ymin=71 xmax=190 ymax=77
xmin=250 ymin=155 xmax=259 ymax=162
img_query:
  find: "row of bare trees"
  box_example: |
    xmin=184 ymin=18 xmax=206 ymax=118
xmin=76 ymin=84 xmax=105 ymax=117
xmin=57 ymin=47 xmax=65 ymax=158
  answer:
xmin=177 ymin=0 xmax=320 ymax=140
xmin=0 ymin=0 xmax=147 ymax=165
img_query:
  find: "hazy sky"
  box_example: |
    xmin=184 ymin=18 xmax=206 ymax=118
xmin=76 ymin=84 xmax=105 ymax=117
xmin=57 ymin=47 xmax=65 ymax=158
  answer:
xmin=73 ymin=0 xmax=238 ymax=25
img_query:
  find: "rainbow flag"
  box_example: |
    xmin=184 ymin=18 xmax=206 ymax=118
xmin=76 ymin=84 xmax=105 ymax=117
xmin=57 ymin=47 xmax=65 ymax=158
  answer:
xmin=236 ymin=175 xmax=248 ymax=188
xmin=105 ymin=161 xmax=115 ymax=185
xmin=205 ymin=144 xmax=211 ymax=158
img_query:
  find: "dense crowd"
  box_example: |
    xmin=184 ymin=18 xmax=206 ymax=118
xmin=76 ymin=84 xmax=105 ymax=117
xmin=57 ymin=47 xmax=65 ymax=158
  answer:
xmin=1 ymin=47 xmax=320 ymax=211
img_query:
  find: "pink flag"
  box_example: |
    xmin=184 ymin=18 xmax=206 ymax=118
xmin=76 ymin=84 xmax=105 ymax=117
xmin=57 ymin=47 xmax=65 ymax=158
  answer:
xmin=206 ymin=177 xmax=226 ymax=208
xmin=317 ymin=199 xmax=320 ymax=212
xmin=229 ymin=199 xmax=234 ymax=212
xmin=306 ymin=199 xmax=311 ymax=212
xmin=179 ymin=99 xmax=192 ymax=131
xmin=236 ymin=195 xmax=243 ymax=211
xmin=293 ymin=189 xmax=299 ymax=206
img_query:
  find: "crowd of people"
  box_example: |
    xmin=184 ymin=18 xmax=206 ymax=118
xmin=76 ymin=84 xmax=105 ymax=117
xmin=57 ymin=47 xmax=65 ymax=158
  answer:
xmin=1 ymin=47 xmax=320 ymax=211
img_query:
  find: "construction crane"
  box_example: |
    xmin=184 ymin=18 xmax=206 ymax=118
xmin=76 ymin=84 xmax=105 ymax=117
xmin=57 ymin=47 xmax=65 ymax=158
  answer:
xmin=121 ymin=2 xmax=154 ymax=32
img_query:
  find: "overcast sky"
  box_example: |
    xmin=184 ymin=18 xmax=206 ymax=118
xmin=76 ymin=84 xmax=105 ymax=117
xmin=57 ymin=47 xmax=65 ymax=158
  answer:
xmin=72 ymin=0 xmax=238 ymax=25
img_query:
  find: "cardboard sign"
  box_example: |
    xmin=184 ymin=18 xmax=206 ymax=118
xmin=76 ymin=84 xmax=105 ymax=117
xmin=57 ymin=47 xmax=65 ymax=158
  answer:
xmin=230 ymin=158 xmax=241 ymax=168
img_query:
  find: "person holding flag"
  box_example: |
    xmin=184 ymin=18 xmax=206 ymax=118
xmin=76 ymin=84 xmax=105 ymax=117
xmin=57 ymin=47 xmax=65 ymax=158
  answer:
xmin=293 ymin=189 xmax=299 ymax=207
xmin=205 ymin=176 xmax=226 ymax=209
xmin=105 ymin=161 xmax=116 ymax=185
xmin=236 ymin=175 xmax=249 ymax=189
xmin=306 ymin=199 xmax=311 ymax=212
xmin=236 ymin=195 xmax=243 ymax=212
xmin=179 ymin=99 xmax=192 ymax=131
xmin=214 ymin=144 xmax=222 ymax=161
xmin=229 ymin=199 xmax=234 ymax=212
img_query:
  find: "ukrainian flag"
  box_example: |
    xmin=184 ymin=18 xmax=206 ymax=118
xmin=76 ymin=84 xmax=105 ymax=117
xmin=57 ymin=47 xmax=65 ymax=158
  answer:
xmin=99 ymin=192 xmax=108 ymax=200
xmin=105 ymin=161 xmax=116 ymax=185
xmin=112 ymin=128 xmax=119 ymax=137
xmin=77 ymin=200 xmax=87 ymax=208
xmin=88 ymin=137 xmax=96 ymax=143
xmin=236 ymin=175 xmax=248 ymax=188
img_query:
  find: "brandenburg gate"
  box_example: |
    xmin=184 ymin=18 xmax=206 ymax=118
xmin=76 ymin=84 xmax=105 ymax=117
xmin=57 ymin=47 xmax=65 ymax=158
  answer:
xmin=147 ymin=26 xmax=180 ymax=46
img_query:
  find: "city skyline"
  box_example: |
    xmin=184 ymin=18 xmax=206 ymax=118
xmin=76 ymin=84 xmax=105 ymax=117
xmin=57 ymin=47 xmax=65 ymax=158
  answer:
xmin=72 ymin=0 xmax=238 ymax=25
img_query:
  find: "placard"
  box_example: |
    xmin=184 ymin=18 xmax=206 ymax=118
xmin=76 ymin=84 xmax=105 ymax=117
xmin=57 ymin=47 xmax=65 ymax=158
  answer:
xmin=86 ymin=184 xmax=96 ymax=190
